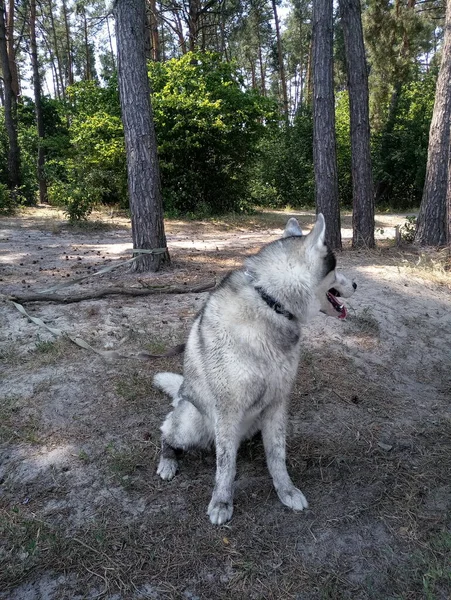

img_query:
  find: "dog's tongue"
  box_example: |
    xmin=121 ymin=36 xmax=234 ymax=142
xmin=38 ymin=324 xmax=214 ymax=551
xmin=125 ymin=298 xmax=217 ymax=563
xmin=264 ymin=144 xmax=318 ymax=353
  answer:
xmin=327 ymin=291 xmax=347 ymax=320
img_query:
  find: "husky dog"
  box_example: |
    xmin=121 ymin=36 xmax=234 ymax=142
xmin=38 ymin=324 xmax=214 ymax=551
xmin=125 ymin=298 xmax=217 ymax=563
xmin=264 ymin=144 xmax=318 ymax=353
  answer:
xmin=154 ymin=215 xmax=356 ymax=525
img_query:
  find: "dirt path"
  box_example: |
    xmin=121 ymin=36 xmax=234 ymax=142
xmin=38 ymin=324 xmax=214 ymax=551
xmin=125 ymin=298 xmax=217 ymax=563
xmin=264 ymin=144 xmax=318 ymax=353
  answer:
xmin=1 ymin=207 xmax=450 ymax=599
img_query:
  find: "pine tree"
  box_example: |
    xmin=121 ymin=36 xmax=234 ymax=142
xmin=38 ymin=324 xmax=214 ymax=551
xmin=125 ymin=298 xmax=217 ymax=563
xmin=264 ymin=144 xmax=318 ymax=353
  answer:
xmin=415 ymin=0 xmax=451 ymax=246
xmin=114 ymin=0 xmax=169 ymax=271
xmin=312 ymin=0 xmax=341 ymax=249
xmin=339 ymin=0 xmax=374 ymax=248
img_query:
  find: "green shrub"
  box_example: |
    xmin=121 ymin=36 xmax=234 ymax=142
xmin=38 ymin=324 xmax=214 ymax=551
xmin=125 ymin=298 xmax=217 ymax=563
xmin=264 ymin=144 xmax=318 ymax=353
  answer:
xmin=149 ymin=52 xmax=276 ymax=214
xmin=0 ymin=183 xmax=16 ymax=215
xmin=250 ymin=107 xmax=314 ymax=208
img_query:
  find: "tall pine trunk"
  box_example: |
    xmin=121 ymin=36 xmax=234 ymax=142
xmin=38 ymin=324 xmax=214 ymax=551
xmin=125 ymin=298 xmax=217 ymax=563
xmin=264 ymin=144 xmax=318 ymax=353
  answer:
xmin=114 ymin=0 xmax=169 ymax=272
xmin=271 ymin=0 xmax=288 ymax=120
xmin=48 ymin=0 xmax=66 ymax=102
xmin=415 ymin=0 xmax=451 ymax=246
xmin=7 ymin=0 xmax=19 ymax=98
xmin=339 ymin=0 xmax=374 ymax=248
xmin=30 ymin=0 xmax=48 ymax=204
xmin=0 ymin=0 xmax=20 ymax=189
xmin=62 ymin=0 xmax=74 ymax=86
xmin=312 ymin=0 xmax=341 ymax=249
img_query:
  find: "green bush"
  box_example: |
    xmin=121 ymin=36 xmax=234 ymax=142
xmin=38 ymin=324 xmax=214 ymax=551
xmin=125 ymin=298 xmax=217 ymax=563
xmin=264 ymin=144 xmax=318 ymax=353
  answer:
xmin=0 ymin=183 xmax=16 ymax=215
xmin=149 ymin=52 xmax=276 ymax=214
xmin=372 ymin=73 xmax=436 ymax=209
xmin=335 ymin=91 xmax=352 ymax=207
xmin=45 ymin=80 xmax=126 ymax=218
xmin=250 ymin=107 xmax=314 ymax=209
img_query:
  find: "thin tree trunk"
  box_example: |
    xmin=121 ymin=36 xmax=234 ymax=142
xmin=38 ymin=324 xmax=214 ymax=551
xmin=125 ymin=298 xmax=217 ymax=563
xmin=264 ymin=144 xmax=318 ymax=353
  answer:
xmin=0 ymin=0 xmax=20 ymax=189
xmin=81 ymin=9 xmax=90 ymax=80
xmin=339 ymin=0 xmax=374 ymax=248
xmin=48 ymin=0 xmax=66 ymax=101
xmin=114 ymin=0 xmax=169 ymax=272
xmin=148 ymin=0 xmax=160 ymax=61
xmin=415 ymin=0 xmax=451 ymax=246
xmin=188 ymin=0 xmax=200 ymax=52
xmin=7 ymin=0 xmax=19 ymax=98
xmin=106 ymin=15 xmax=116 ymax=69
xmin=62 ymin=0 xmax=74 ymax=85
xmin=30 ymin=0 xmax=48 ymax=203
xmin=271 ymin=0 xmax=288 ymax=120
xmin=312 ymin=0 xmax=341 ymax=249
xmin=256 ymin=12 xmax=266 ymax=95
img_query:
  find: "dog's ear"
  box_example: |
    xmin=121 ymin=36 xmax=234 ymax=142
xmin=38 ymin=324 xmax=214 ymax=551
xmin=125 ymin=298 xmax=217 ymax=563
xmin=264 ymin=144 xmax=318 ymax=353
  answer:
xmin=283 ymin=217 xmax=303 ymax=238
xmin=307 ymin=213 xmax=326 ymax=246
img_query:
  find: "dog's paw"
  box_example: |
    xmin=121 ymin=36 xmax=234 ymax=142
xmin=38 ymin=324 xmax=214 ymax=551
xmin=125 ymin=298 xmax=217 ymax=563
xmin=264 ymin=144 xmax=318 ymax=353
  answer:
xmin=157 ymin=457 xmax=178 ymax=481
xmin=277 ymin=486 xmax=308 ymax=511
xmin=207 ymin=498 xmax=233 ymax=525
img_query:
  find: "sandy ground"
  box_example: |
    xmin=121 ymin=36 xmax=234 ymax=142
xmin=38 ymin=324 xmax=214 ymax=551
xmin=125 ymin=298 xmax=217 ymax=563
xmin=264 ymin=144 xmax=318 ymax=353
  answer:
xmin=0 ymin=207 xmax=450 ymax=599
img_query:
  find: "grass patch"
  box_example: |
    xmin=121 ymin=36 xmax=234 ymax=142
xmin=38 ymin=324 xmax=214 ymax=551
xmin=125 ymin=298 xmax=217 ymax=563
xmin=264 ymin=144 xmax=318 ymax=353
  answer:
xmin=115 ymin=371 xmax=153 ymax=403
xmin=350 ymin=307 xmax=380 ymax=335
xmin=0 ymin=396 xmax=41 ymax=445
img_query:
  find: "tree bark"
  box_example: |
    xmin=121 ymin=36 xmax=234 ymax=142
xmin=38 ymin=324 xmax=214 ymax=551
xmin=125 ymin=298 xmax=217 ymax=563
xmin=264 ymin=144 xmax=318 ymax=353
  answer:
xmin=148 ymin=0 xmax=160 ymax=61
xmin=62 ymin=0 xmax=74 ymax=86
xmin=6 ymin=0 xmax=19 ymax=98
xmin=30 ymin=0 xmax=48 ymax=204
xmin=415 ymin=0 xmax=451 ymax=247
xmin=339 ymin=0 xmax=375 ymax=248
xmin=0 ymin=0 xmax=20 ymax=189
xmin=312 ymin=0 xmax=341 ymax=249
xmin=114 ymin=0 xmax=169 ymax=272
xmin=271 ymin=0 xmax=288 ymax=120
xmin=48 ymin=0 xmax=66 ymax=101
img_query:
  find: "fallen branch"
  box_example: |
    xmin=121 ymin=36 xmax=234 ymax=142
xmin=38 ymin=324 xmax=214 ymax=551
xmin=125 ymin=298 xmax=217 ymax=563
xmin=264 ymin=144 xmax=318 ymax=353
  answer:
xmin=8 ymin=280 xmax=216 ymax=304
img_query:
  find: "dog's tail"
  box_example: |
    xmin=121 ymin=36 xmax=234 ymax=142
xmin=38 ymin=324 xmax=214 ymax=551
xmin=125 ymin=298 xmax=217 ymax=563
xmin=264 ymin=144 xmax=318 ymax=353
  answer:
xmin=153 ymin=372 xmax=184 ymax=403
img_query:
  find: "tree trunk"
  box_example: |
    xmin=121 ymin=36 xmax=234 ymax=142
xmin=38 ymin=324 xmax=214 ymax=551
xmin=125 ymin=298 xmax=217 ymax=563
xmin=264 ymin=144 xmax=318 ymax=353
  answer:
xmin=188 ymin=0 xmax=200 ymax=52
xmin=271 ymin=0 xmax=288 ymax=120
xmin=415 ymin=0 xmax=451 ymax=247
xmin=0 ymin=0 xmax=20 ymax=189
xmin=114 ymin=0 xmax=169 ymax=272
xmin=81 ymin=8 xmax=90 ymax=80
xmin=148 ymin=0 xmax=160 ymax=61
xmin=30 ymin=0 xmax=48 ymax=204
xmin=106 ymin=15 xmax=116 ymax=69
xmin=48 ymin=0 xmax=66 ymax=101
xmin=7 ymin=0 xmax=19 ymax=98
xmin=62 ymin=0 xmax=74 ymax=86
xmin=339 ymin=0 xmax=374 ymax=248
xmin=312 ymin=0 xmax=341 ymax=249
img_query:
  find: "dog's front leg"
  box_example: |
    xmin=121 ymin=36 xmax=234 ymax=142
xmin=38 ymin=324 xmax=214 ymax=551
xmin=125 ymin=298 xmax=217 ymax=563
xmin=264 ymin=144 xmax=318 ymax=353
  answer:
xmin=207 ymin=422 xmax=239 ymax=525
xmin=261 ymin=401 xmax=308 ymax=511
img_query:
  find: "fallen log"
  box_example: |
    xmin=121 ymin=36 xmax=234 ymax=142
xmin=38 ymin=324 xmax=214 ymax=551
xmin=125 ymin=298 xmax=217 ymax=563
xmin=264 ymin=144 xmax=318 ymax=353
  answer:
xmin=7 ymin=280 xmax=216 ymax=304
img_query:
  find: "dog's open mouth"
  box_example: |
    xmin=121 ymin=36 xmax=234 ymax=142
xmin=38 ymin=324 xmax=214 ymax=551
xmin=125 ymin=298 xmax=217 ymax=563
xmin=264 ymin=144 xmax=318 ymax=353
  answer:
xmin=326 ymin=289 xmax=347 ymax=319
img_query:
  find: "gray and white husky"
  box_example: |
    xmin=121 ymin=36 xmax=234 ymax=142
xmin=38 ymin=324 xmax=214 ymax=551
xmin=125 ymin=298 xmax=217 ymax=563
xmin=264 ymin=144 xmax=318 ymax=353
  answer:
xmin=154 ymin=214 xmax=356 ymax=525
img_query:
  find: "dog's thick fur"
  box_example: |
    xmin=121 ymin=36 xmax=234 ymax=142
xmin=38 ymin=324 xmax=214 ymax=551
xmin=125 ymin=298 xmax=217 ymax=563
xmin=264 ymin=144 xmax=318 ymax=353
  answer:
xmin=154 ymin=215 xmax=356 ymax=525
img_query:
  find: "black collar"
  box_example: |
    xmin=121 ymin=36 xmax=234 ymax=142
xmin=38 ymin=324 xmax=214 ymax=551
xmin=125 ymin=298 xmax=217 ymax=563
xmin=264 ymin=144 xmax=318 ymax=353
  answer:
xmin=254 ymin=286 xmax=295 ymax=321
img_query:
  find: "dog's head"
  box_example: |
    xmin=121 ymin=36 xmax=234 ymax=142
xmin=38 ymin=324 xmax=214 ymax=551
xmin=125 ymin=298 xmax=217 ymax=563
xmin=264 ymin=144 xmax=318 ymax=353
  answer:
xmin=283 ymin=214 xmax=356 ymax=319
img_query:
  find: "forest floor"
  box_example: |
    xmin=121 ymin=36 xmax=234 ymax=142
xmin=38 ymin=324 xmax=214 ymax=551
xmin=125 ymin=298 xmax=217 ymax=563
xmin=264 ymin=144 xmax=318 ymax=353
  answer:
xmin=1 ymin=206 xmax=450 ymax=600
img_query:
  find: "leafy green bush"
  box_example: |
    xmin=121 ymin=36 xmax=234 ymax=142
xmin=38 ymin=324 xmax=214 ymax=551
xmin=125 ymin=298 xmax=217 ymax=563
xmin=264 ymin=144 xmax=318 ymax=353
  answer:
xmin=335 ymin=91 xmax=352 ymax=207
xmin=149 ymin=52 xmax=276 ymax=214
xmin=45 ymin=80 xmax=126 ymax=219
xmin=0 ymin=183 xmax=16 ymax=215
xmin=250 ymin=107 xmax=314 ymax=208
xmin=399 ymin=215 xmax=417 ymax=243
xmin=372 ymin=73 xmax=436 ymax=209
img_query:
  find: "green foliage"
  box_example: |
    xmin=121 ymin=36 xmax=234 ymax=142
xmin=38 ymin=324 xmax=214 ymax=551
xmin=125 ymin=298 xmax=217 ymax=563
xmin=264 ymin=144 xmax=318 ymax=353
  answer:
xmin=372 ymin=73 xmax=436 ymax=208
xmin=399 ymin=215 xmax=417 ymax=243
xmin=250 ymin=107 xmax=314 ymax=208
xmin=149 ymin=52 xmax=276 ymax=214
xmin=335 ymin=91 xmax=352 ymax=206
xmin=0 ymin=183 xmax=17 ymax=215
xmin=46 ymin=80 xmax=126 ymax=220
